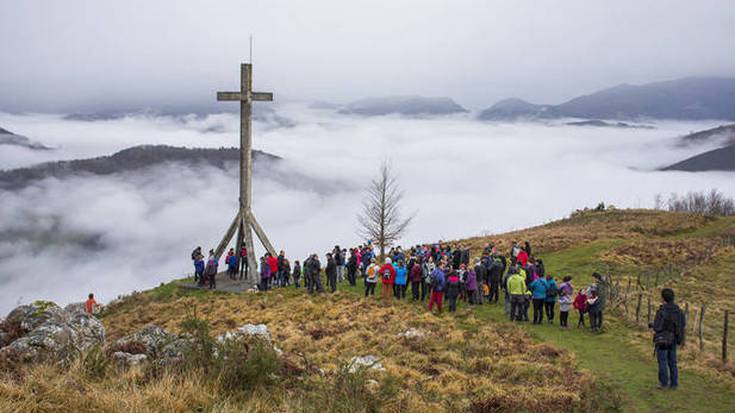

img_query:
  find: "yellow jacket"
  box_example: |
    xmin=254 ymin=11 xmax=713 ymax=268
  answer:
xmin=507 ymin=273 xmax=527 ymax=295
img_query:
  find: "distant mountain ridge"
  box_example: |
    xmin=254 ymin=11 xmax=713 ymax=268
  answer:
xmin=662 ymin=144 xmax=735 ymax=172
xmin=338 ymin=95 xmax=468 ymax=116
xmin=480 ymin=77 xmax=735 ymax=121
xmin=0 ymin=126 xmax=52 ymax=150
xmin=0 ymin=145 xmax=280 ymax=190
xmin=661 ymin=123 xmax=735 ymax=172
xmin=678 ymin=124 xmax=735 ymax=146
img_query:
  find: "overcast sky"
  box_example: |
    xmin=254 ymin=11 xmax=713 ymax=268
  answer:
xmin=2 ymin=0 xmax=735 ymax=112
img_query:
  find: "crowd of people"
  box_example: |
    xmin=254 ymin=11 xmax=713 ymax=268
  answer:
xmin=185 ymin=238 xmax=685 ymax=390
xmin=189 ymin=240 xmax=610 ymax=332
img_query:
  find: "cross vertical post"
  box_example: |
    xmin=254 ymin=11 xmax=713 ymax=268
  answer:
xmin=215 ymin=63 xmax=276 ymax=289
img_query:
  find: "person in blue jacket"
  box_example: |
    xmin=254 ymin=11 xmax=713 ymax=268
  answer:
xmin=393 ymin=260 xmax=408 ymax=299
xmin=194 ymin=255 xmax=205 ymax=285
xmin=544 ymin=274 xmax=559 ymax=325
xmin=529 ymin=276 xmax=548 ymax=324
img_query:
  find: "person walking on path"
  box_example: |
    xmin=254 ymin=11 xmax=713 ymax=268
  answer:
xmin=650 ymin=288 xmax=685 ymax=390
xmin=379 ymin=258 xmax=396 ymax=303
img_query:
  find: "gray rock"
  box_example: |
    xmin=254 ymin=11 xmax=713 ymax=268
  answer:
xmin=111 ymin=325 xmax=173 ymax=357
xmin=3 ymin=301 xmax=67 ymax=336
xmin=0 ymin=301 xmax=105 ymax=363
xmin=348 ymin=355 xmax=384 ymax=373
xmin=217 ymin=323 xmax=272 ymax=343
xmin=69 ymin=312 xmax=105 ymax=351
xmin=112 ymin=351 xmax=148 ymax=366
xmin=397 ymin=328 xmax=426 ymax=339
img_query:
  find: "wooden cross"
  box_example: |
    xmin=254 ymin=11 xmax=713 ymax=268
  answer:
xmin=213 ymin=63 xmax=276 ymax=283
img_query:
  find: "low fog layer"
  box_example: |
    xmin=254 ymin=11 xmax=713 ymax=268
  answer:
xmin=1 ymin=106 xmax=733 ymax=313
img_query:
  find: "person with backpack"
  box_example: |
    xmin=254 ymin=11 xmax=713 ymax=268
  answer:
xmin=225 ymin=248 xmax=236 ymax=280
xmin=428 ymin=262 xmax=447 ymax=313
xmin=544 ymin=274 xmax=559 ymax=325
xmin=650 ymin=288 xmax=684 ymax=390
xmin=409 ymin=258 xmax=423 ymax=301
xmin=194 ymin=253 xmax=205 ymax=285
xmin=421 ymin=255 xmax=436 ymax=301
xmin=292 ymin=260 xmax=302 ymax=288
xmin=445 ymin=270 xmax=462 ymax=312
xmin=365 ymin=258 xmax=379 ymax=297
xmin=573 ymin=289 xmax=588 ymax=328
xmin=506 ymin=266 xmax=527 ymax=321
xmin=306 ymin=253 xmax=324 ymax=294
xmin=529 ymin=274 xmax=548 ymax=324
xmin=379 ymin=258 xmax=397 ymax=303
xmin=205 ymin=249 xmax=218 ymax=290
xmin=393 ymin=260 xmax=408 ymax=299
xmin=558 ymin=276 xmax=574 ymax=328
xmin=191 ymin=246 xmax=203 ymax=281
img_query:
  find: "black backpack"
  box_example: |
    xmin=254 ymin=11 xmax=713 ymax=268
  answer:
xmin=653 ymin=306 xmax=684 ymax=347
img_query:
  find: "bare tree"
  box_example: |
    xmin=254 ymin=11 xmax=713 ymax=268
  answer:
xmin=357 ymin=161 xmax=413 ymax=261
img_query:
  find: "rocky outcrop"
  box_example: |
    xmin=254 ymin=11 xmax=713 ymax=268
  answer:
xmin=0 ymin=301 xmax=105 ymax=363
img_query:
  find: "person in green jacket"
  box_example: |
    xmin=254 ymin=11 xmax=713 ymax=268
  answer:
xmin=506 ymin=267 xmax=527 ymax=321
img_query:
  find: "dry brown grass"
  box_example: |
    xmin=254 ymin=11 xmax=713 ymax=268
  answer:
xmin=0 ymin=288 xmax=599 ymax=412
xmin=461 ymin=209 xmax=712 ymax=258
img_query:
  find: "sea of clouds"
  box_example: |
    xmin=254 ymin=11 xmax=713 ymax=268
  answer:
xmin=0 ymin=105 xmax=733 ymax=313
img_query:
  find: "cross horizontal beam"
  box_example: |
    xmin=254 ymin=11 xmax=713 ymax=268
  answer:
xmin=217 ymin=91 xmax=274 ymax=102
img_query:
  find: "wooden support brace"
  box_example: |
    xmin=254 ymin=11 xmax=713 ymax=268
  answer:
xmin=214 ymin=212 xmax=241 ymax=259
xmin=724 ymin=309 xmax=729 ymax=363
xmin=248 ymin=211 xmax=276 ymax=257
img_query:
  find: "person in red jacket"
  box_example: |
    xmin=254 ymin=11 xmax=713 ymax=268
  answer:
xmin=516 ymin=248 xmax=529 ymax=268
xmin=573 ymin=289 xmax=588 ymax=328
xmin=379 ymin=258 xmax=396 ymax=303
xmin=267 ymin=252 xmax=279 ymax=278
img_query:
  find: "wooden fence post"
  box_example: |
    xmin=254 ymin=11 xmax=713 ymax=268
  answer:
xmin=683 ymin=302 xmax=689 ymax=347
xmin=699 ymin=305 xmax=706 ymax=353
xmin=723 ymin=309 xmax=729 ymax=363
xmin=636 ymin=293 xmax=642 ymax=324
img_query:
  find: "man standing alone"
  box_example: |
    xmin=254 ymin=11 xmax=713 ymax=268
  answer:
xmin=650 ymin=288 xmax=685 ymax=390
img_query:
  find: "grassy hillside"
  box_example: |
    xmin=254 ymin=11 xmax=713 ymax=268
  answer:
xmin=2 ymin=209 xmax=735 ymax=412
